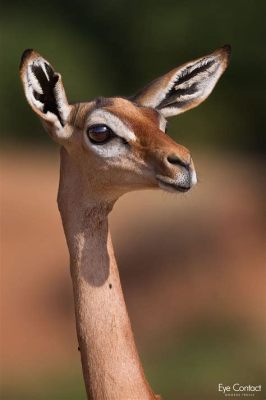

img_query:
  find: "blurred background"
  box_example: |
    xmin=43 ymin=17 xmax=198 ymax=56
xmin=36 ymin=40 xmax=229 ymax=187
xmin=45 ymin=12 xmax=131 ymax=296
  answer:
xmin=1 ymin=0 xmax=266 ymax=399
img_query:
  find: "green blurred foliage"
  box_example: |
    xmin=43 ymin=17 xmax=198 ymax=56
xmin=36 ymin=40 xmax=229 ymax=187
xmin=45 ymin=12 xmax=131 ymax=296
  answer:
xmin=146 ymin=319 xmax=266 ymax=399
xmin=2 ymin=319 xmax=266 ymax=399
xmin=1 ymin=0 xmax=266 ymax=152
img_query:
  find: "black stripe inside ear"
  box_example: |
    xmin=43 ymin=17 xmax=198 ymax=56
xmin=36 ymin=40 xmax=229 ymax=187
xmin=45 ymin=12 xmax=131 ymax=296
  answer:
xmin=157 ymin=59 xmax=218 ymax=110
xmin=158 ymin=99 xmax=192 ymax=110
xmin=32 ymin=63 xmax=64 ymax=126
xmin=159 ymin=82 xmax=199 ymax=108
xmin=176 ymin=59 xmax=216 ymax=86
xmin=174 ymin=82 xmax=198 ymax=97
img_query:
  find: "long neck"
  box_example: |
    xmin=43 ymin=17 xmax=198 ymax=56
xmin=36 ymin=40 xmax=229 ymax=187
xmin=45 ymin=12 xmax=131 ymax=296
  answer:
xmin=58 ymin=148 xmax=156 ymax=400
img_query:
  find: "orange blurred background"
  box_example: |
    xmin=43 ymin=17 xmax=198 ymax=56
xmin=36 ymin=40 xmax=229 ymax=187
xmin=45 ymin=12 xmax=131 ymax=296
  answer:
xmin=2 ymin=147 xmax=266 ymax=399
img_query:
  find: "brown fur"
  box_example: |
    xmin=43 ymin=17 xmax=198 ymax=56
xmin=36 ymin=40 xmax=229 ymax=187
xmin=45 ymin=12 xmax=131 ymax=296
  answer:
xmin=104 ymin=97 xmax=191 ymax=179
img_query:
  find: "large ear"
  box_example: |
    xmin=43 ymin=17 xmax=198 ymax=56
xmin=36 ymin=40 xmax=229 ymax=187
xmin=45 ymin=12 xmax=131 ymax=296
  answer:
xmin=133 ymin=45 xmax=231 ymax=117
xmin=19 ymin=49 xmax=72 ymax=140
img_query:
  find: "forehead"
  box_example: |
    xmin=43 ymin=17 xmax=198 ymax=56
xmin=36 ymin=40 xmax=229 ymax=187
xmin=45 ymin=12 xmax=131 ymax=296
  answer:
xmin=107 ymin=97 xmax=161 ymax=128
xmin=96 ymin=97 xmax=161 ymax=127
xmin=71 ymin=97 xmax=164 ymax=133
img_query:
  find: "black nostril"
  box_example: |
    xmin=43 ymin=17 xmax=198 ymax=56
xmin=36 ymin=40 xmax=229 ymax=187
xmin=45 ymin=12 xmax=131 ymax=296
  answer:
xmin=167 ymin=154 xmax=189 ymax=169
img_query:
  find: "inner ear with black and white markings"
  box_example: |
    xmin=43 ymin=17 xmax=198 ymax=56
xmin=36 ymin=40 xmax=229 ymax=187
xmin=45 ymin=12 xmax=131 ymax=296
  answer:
xmin=133 ymin=45 xmax=231 ymax=117
xmin=19 ymin=49 xmax=72 ymax=140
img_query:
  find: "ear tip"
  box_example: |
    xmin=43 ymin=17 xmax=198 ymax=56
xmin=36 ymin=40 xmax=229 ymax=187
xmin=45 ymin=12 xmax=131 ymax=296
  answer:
xmin=20 ymin=48 xmax=34 ymax=70
xmin=222 ymin=44 xmax=232 ymax=54
xmin=213 ymin=44 xmax=231 ymax=69
xmin=220 ymin=44 xmax=232 ymax=64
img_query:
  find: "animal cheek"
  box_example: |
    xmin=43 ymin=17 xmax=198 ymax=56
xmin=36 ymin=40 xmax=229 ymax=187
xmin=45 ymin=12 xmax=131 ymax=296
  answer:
xmin=129 ymin=142 xmax=145 ymax=161
xmin=142 ymin=148 xmax=167 ymax=174
xmin=142 ymin=145 xmax=159 ymax=164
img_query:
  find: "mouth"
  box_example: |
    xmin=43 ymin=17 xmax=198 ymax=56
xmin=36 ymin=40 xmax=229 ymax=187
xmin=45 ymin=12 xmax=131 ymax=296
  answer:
xmin=156 ymin=175 xmax=191 ymax=193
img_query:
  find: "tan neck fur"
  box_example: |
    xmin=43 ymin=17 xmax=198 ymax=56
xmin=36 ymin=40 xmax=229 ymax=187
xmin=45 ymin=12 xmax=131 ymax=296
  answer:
xmin=58 ymin=148 xmax=156 ymax=400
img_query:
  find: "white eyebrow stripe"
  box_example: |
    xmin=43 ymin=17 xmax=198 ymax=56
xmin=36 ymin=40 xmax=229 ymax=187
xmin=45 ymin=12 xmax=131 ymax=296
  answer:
xmin=87 ymin=109 xmax=136 ymax=142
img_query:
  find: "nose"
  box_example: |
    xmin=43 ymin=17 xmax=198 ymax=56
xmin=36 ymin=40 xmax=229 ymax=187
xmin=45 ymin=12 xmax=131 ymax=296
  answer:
xmin=166 ymin=153 xmax=190 ymax=169
xmin=165 ymin=153 xmax=197 ymax=188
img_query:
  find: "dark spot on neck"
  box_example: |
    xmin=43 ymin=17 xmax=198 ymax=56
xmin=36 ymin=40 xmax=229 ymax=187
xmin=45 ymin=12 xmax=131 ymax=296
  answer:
xmin=109 ymin=283 xmax=112 ymax=289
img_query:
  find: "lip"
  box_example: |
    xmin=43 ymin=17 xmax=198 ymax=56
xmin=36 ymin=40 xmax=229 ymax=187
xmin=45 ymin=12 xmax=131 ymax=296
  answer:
xmin=156 ymin=175 xmax=191 ymax=193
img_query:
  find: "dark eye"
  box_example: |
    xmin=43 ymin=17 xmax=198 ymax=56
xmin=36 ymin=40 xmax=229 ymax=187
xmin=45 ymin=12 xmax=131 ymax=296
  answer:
xmin=87 ymin=124 xmax=113 ymax=144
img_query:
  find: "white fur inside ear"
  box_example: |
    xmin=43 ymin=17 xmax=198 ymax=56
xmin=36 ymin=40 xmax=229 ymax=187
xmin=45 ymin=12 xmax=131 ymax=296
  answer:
xmin=24 ymin=60 xmax=45 ymax=113
xmin=53 ymin=74 xmax=71 ymax=123
xmin=27 ymin=66 xmax=43 ymax=95
xmin=173 ymin=56 xmax=220 ymax=95
xmin=22 ymin=57 xmax=71 ymax=138
xmin=159 ymin=56 xmax=225 ymax=116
